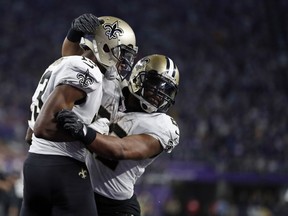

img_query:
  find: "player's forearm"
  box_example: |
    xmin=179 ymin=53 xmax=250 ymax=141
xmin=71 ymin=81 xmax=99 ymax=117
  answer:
xmin=25 ymin=126 xmax=33 ymax=145
xmin=34 ymin=85 xmax=85 ymax=142
xmin=87 ymin=134 xmax=126 ymax=160
xmin=86 ymin=133 xmax=156 ymax=160
xmin=61 ymin=38 xmax=84 ymax=56
xmin=33 ymin=119 xmax=75 ymax=142
xmin=33 ymin=108 xmax=75 ymax=142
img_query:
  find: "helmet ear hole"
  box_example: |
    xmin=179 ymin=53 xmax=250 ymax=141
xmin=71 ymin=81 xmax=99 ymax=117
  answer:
xmin=103 ymin=44 xmax=110 ymax=53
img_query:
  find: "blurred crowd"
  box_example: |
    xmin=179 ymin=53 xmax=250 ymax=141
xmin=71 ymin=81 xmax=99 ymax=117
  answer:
xmin=1 ymin=0 xmax=288 ymax=215
xmin=167 ymin=0 xmax=288 ymax=175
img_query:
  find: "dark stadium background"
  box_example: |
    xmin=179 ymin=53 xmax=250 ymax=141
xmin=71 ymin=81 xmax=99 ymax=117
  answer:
xmin=1 ymin=0 xmax=288 ymax=215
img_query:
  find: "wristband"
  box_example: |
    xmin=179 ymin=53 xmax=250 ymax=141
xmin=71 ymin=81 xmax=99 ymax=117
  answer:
xmin=66 ymin=28 xmax=84 ymax=42
xmin=82 ymin=127 xmax=97 ymax=146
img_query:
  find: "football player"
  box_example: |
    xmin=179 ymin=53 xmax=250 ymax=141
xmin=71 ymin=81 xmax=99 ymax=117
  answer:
xmin=56 ymin=54 xmax=180 ymax=216
xmin=20 ymin=14 xmax=138 ymax=216
xmin=61 ymin=14 xmax=138 ymax=122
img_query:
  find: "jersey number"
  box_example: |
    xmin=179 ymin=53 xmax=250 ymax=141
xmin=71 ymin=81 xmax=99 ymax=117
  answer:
xmin=30 ymin=70 xmax=52 ymax=122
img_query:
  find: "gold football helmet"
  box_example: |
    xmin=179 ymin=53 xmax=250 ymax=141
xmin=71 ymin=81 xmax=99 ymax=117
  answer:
xmin=80 ymin=16 xmax=138 ymax=78
xmin=128 ymin=54 xmax=180 ymax=113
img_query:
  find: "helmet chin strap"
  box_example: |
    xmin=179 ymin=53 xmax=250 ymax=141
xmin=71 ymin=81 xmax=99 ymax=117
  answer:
xmin=140 ymin=93 xmax=171 ymax=113
xmin=129 ymin=90 xmax=157 ymax=113
xmin=140 ymin=101 xmax=157 ymax=113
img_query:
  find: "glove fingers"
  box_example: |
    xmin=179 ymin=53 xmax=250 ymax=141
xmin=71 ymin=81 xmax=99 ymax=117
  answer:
xmin=72 ymin=13 xmax=102 ymax=33
xmin=56 ymin=114 xmax=70 ymax=123
xmin=56 ymin=110 xmax=84 ymax=137
xmin=57 ymin=110 xmax=77 ymax=119
xmin=63 ymin=123 xmax=74 ymax=131
xmin=63 ymin=123 xmax=84 ymax=138
xmin=56 ymin=112 xmax=79 ymax=133
xmin=56 ymin=109 xmax=70 ymax=117
xmin=59 ymin=119 xmax=77 ymax=125
xmin=57 ymin=113 xmax=78 ymax=121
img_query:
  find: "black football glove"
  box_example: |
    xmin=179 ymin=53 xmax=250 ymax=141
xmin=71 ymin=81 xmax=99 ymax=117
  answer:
xmin=67 ymin=13 xmax=104 ymax=42
xmin=56 ymin=109 xmax=96 ymax=146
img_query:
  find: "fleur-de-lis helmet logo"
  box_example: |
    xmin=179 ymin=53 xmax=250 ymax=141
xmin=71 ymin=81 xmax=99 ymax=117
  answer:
xmin=77 ymin=69 xmax=94 ymax=87
xmin=103 ymin=21 xmax=124 ymax=40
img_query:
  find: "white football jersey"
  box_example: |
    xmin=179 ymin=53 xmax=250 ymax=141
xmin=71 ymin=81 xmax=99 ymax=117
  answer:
xmin=97 ymin=77 xmax=126 ymax=122
xmin=86 ymin=111 xmax=180 ymax=200
xmin=28 ymin=56 xmax=103 ymax=162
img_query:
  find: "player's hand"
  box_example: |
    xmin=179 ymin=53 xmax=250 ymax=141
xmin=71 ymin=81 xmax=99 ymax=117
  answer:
xmin=67 ymin=13 xmax=104 ymax=42
xmin=56 ymin=109 xmax=96 ymax=146
xmin=56 ymin=109 xmax=84 ymax=136
xmin=72 ymin=13 xmax=103 ymax=34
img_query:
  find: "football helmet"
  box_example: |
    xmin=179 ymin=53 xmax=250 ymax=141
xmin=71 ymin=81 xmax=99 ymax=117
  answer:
xmin=128 ymin=54 xmax=180 ymax=113
xmin=80 ymin=16 xmax=138 ymax=79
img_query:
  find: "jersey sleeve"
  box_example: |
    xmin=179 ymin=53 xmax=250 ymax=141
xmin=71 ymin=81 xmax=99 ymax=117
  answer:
xmin=55 ymin=56 xmax=102 ymax=94
xmin=140 ymin=114 xmax=180 ymax=153
xmin=154 ymin=115 xmax=180 ymax=153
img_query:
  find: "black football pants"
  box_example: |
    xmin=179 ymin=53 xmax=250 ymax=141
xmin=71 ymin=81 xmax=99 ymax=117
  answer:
xmin=20 ymin=153 xmax=97 ymax=216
